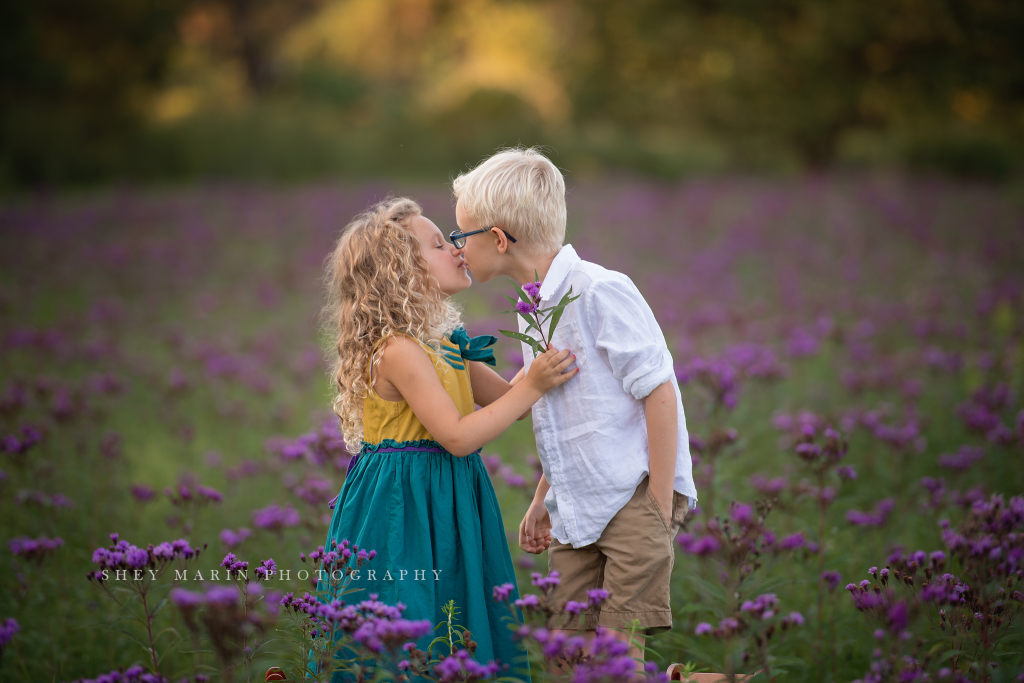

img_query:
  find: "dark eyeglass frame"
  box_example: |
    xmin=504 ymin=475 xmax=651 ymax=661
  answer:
xmin=448 ymin=227 xmax=517 ymax=249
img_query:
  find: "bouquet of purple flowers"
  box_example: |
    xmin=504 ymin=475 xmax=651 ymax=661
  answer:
xmin=499 ymin=275 xmax=580 ymax=357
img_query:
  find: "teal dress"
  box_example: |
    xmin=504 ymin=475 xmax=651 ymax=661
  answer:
xmin=318 ymin=330 xmax=530 ymax=681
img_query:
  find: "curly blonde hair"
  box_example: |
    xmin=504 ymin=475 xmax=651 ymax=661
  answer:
xmin=320 ymin=197 xmax=461 ymax=450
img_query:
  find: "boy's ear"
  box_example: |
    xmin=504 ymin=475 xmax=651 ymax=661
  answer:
xmin=491 ymin=227 xmax=510 ymax=254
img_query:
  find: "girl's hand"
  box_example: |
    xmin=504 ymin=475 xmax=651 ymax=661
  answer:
xmin=519 ymin=500 xmax=553 ymax=554
xmin=523 ymin=345 xmax=577 ymax=394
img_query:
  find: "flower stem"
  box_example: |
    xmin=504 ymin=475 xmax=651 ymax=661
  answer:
xmin=139 ymin=585 xmax=160 ymax=675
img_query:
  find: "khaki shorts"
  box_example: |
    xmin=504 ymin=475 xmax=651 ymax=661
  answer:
xmin=546 ymin=476 xmax=689 ymax=634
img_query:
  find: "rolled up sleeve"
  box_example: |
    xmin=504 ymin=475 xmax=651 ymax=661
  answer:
xmin=584 ymin=278 xmax=674 ymax=400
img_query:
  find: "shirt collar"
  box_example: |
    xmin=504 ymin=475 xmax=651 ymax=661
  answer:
xmin=538 ymin=244 xmax=580 ymax=302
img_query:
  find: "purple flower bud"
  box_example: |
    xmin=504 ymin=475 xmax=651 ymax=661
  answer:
xmin=587 ymin=588 xmax=610 ymax=607
xmin=780 ymin=532 xmax=805 ymax=550
xmin=695 ymin=622 xmax=712 ymax=636
xmin=255 ymin=558 xmax=277 ymax=580
xmin=514 ymin=594 xmax=540 ymax=610
xmin=530 ymin=571 xmax=560 ymax=590
xmin=171 ymin=587 xmax=204 ymax=610
xmin=492 ymin=583 xmax=515 ymax=603
xmin=731 ymin=503 xmax=755 ymax=528
xmin=252 ymin=504 xmax=301 ymax=532
xmin=0 ymin=618 xmax=20 ymax=649
xmin=564 ymin=600 xmax=588 ymax=615
xmin=836 ymin=466 xmax=858 ymax=481
xmin=821 ymin=571 xmax=842 ymax=591
xmin=515 ymin=301 xmax=537 ymax=316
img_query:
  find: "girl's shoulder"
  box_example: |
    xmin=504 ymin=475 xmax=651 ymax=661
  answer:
xmin=377 ymin=332 xmax=442 ymax=355
xmin=375 ymin=333 xmax=451 ymax=372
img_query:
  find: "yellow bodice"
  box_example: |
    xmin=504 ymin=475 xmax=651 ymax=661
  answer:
xmin=362 ymin=334 xmax=476 ymax=446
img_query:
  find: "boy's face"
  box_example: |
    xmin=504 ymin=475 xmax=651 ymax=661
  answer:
xmin=455 ymin=197 xmax=507 ymax=283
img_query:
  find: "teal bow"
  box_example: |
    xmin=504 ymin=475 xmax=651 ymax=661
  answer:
xmin=449 ymin=327 xmax=497 ymax=366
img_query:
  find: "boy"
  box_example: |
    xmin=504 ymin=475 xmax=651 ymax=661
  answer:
xmin=451 ymin=148 xmax=698 ymax=670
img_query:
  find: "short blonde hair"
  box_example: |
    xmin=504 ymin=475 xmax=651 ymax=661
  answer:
xmin=452 ymin=147 xmax=566 ymax=254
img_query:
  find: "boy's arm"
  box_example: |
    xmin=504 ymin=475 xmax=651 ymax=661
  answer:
xmin=520 ymin=474 xmax=553 ymax=553
xmin=644 ymin=381 xmax=678 ymax=520
xmin=583 ymin=278 xmax=679 ymax=515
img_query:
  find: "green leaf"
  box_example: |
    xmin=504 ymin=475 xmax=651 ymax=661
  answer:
xmin=509 ymin=277 xmax=531 ymax=304
xmin=546 ymin=287 xmax=575 ymax=342
xmin=499 ymin=330 xmax=537 ymax=345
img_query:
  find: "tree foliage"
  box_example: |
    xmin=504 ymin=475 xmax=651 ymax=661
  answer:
xmin=2 ymin=0 xmax=1023 ymax=185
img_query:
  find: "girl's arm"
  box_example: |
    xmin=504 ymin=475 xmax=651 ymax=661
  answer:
xmin=379 ymin=337 xmax=575 ymax=456
xmin=468 ymin=362 xmax=531 ymax=420
xmin=468 ymin=362 xmax=514 ymax=406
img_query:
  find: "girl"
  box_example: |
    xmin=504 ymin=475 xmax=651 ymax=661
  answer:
xmin=317 ymin=197 xmax=576 ymax=680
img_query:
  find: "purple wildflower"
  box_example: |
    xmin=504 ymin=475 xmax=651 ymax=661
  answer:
xmin=780 ymin=532 xmax=806 ymax=550
xmin=531 ymin=571 xmax=560 ymax=591
xmin=515 ymin=594 xmax=540 ymax=610
xmin=220 ymin=527 xmax=253 ymax=549
xmin=255 ymin=558 xmax=277 ymax=580
xmin=170 ymin=587 xmax=204 ymax=610
xmin=0 ymin=618 xmax=20 ymax=649
xmin=8 ymin=536 xmax=63 ymax=562
xmin=252 ymin=504 xmax=301 ymax=532
xmin=492 ymin=583 xmax=515 ymax=602
xmin=836 ymin=465 xmax=858 ymax=481
xmin=846 ymin=498 xmax=895 ymax=527
xmin=750 ymin=474 xmax=788 ymax=494
xmin=564 ymin=600 xmax=588 ymax=615
xmin=676 ymin=533 xmax=722 ymax=556
xmin=937 ymin=446 xmax=985 ymax=472
xmin=196 ymin=485 xmax=223 ymax=503
xmin=587 ymin=588 xmax=610 ymax=607
xmin=130 ymin=484 xmax=155 ymax=503
xmin=731 ymin=502 xmax=756 ymax=527
xmin=515 ymin=301 xmax=538 ymax=316
xmin=821 ymin=570 xmax=842 ymax=591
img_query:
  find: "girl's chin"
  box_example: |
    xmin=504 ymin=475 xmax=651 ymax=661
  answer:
xmin=442 ymin=275 xmax=472 ymax=296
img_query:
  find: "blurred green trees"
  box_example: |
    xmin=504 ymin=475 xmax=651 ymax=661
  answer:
xmin=2 ymin=0 xmax=1022 ymax=187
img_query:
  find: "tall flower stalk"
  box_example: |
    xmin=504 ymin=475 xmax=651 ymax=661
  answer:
xmin=499 ymin=277 xmax=580 ymax=357
xmin=87 ymin=534 xmax=206 ymax=676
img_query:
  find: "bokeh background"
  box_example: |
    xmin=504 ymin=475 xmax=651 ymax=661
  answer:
xmin=3 ymin=0 xmax=1024 ymax=185
xmin=2 ymin=2 xmax=1024 ymax=682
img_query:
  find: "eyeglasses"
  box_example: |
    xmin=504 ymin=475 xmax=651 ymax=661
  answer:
xmin=448 ymin=227 xmax=517 ymax=249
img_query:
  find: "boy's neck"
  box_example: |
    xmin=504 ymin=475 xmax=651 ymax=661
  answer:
xmin=506 ymin=249 xmax=560 ymax=287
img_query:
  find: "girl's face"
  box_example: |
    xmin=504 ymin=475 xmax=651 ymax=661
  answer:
xmin=407 ymin=215 xmax=471 ymax=296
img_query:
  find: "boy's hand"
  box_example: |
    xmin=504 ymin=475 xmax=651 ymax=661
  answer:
xmin=523 ymin=345 xmax=577 ymax=395
xmin=519 ymin=500 xmax=553 ymax=554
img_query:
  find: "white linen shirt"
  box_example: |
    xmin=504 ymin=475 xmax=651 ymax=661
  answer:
xmin=519 ymin=244 xmax=698 ymax=548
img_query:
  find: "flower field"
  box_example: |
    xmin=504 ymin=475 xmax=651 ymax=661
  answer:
xmin=0 ymin=176 xmax=1022 ymax=682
